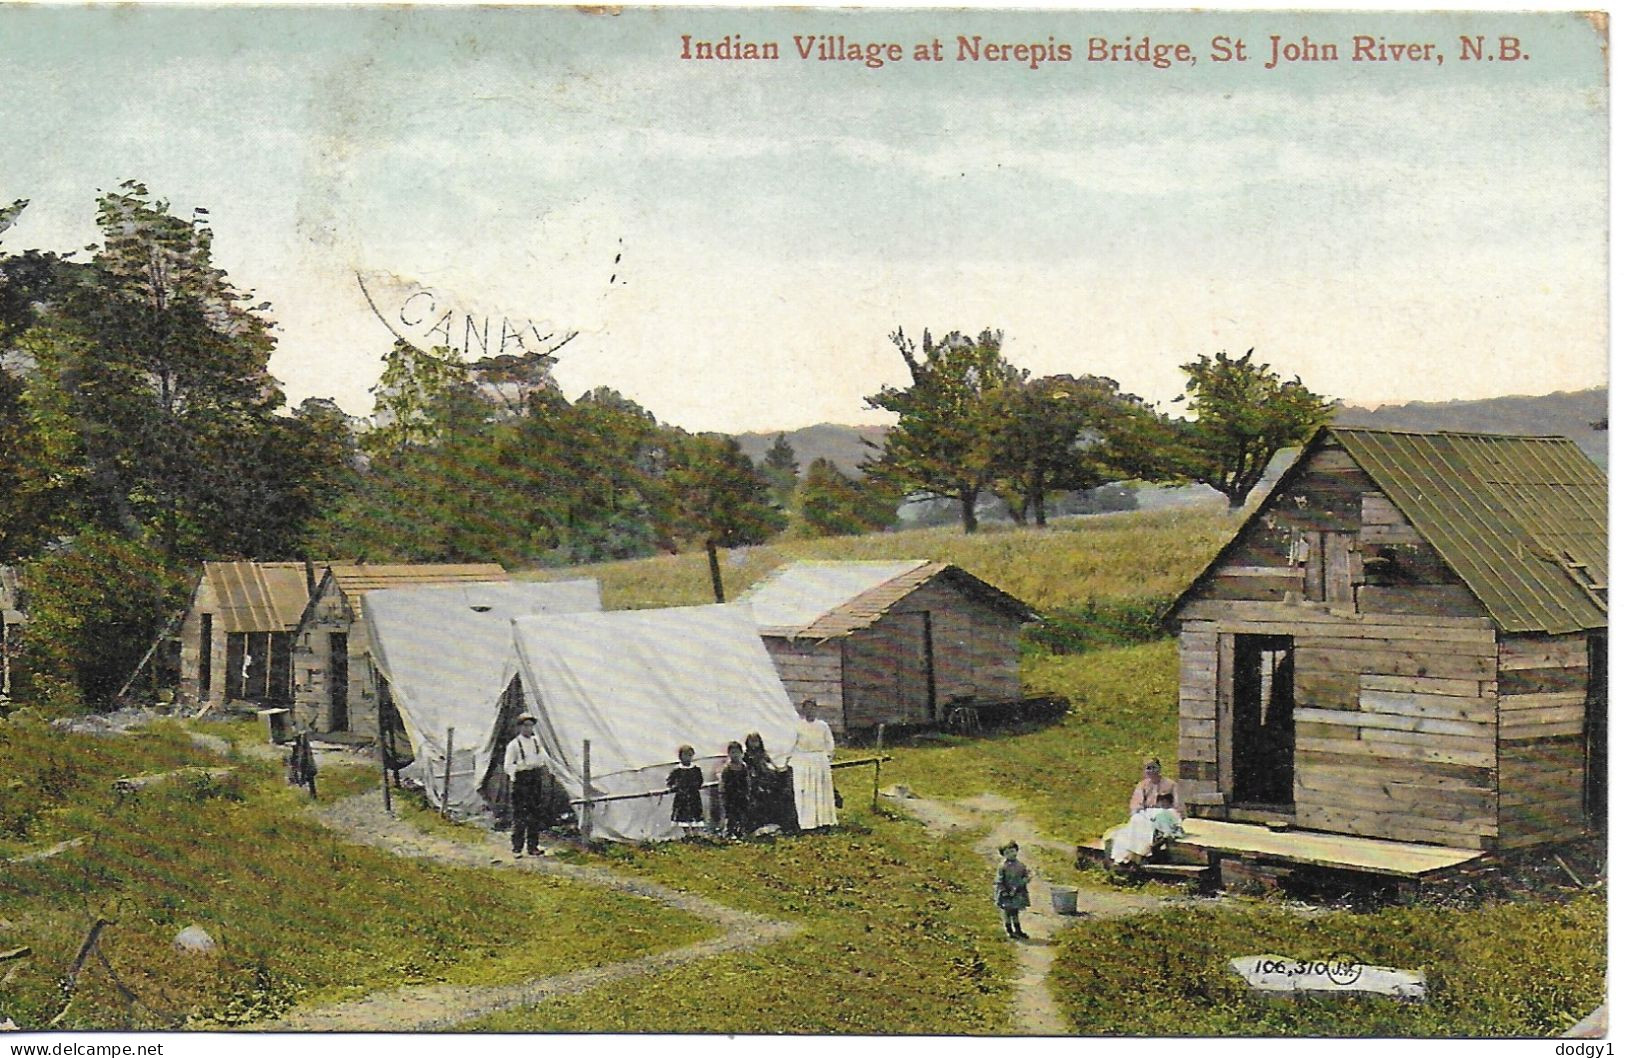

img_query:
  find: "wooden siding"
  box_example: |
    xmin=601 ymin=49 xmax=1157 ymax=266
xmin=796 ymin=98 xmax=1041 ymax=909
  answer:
xmin=292 ymin=581 xmax=380 ymax=737
xmin=177 ymin=578 xmax=227 ymax=707
xmin=1497 ymin=632 xmax=1590 ymax=847
xmin=838 ymin=577 xmax=1023 ymax=731
xmin=1175 ymin=445 xmax=1501 ymax=849
xmin=762 ymin=638 xmax=846 ymax=734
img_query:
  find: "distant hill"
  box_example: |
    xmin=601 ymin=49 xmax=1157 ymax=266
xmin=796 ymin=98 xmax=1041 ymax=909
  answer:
xmin=1334 ymin=387 xmax=1607 ymax=465
xmin=733 ymin=423 xmax=889 ymax=476
xmin=736 ymin=388 xmax=1609 ymax=476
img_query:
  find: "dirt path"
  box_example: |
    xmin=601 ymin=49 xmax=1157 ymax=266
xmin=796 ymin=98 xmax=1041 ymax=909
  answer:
xmin=259 ymin=789 xmax=799 ymax=1031
xmin=883 ymin=788 xmax=1177 ymax=1036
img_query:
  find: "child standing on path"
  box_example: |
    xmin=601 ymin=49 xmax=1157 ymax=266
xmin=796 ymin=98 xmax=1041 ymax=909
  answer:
xmin=667 ymin=744 xmax=706 ymax=838
xmin=995 ymin=841 xmax=1031 ymax=939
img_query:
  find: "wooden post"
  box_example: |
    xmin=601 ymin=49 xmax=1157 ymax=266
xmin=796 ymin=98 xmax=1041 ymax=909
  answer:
xmin=379 ymin=694 xmax=392 ymax=815
xmin=441 ymin=726 xmax=456 ymax=819
xmin=581 ymin=738 xmax=593 ymax=842
xmin=706 ymin=539 xmax=725 ymax=603
xmin=873 ymin=723 xmax=886 ymax=810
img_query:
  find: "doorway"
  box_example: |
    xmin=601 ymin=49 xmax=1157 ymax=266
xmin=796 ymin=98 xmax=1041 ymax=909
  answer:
xmin=1232 ymin=634 xmax=1295 ymax=806
xmin=1585 ymin=635 xmax=1607 ymax=831
xmin=328 ymin=632 xmax=349 ymax=731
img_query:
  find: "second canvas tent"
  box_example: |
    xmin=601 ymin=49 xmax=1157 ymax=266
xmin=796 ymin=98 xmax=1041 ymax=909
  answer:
xmin=364 ymin=579 xmax=603 ymax=814
xmin=504 ymin=604 xmax=801 ymax=843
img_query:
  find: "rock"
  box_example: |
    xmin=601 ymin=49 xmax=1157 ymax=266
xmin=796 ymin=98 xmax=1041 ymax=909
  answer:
xmin=172 ymin=926 xmax=218 ymax=954
xmin=1 ymin=1018 xmax=18 ymax=1031
xmin=886 ymin=784 xmax=916 ymax=799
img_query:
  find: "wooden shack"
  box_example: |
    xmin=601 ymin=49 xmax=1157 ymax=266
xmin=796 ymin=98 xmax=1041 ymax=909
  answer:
xmin=178 ymin=561 xmax=320 ymax=710
xmin=737 ymin=560 xmax=1036 ymax=735
xmin=1168 ymin=427 xmax=1606 ymax=852
xmin=1 ymin=565 xmax=23 ymax=703
xmin=292 ymin=563 xmax=509 ymax=736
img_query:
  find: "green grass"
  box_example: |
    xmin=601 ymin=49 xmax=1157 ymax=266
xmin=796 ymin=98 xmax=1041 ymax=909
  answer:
xmin=460 ymin=792 xmax=1015 ymax=1035
xmin=870 ymin=640 xmax=1180 ymax=844
xmin=0 ymin=718 xmax=714 ymax=1030
xmin=520 ymin=507 xmax=1236 ymax=614
xmin=1052 ymin=896 xmax=1606 ymax=1036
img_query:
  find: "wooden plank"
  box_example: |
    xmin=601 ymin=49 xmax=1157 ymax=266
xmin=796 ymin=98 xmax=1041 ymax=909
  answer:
xmin=1297 ymin=720 xmax=1361 ymax=741
xmin=1177 ymin=818 xmax=1483 ymax=877
xmin=1299 ymin=754 xmax=1496 ymax=788
xmin=1360 ymin=673 xmax=1487 ymax=697
xmin=1498 ymin=666 xmax=1589 ymax=695
xmin=1359 ymin=690 xmax=1496 ymax=723
xmin=1217 ymin=565 xmax=1303 ymax=579
xmin=1180 ymin=717 xmax=1217 ymax=742
xmin=1297 ymin=647 xmax=1495 ymax=682
xmin=1298 ymin=707 xmax=1490 ymax=739
xmin=1356 ymin=584 xmax=1485 ymax=619
xmin=1499 ymin=691 xmax=1586 ymax=712
xmin=1179 ymin=736 xmax=1216 ymax=763
xmin=1358 ymin=727 xmax=1494 ymax=752
xmin=1179 ymin=699 xmax=1218 ymax=721
xmin=1296 ymin=783 xmax=1494 ymax=823
xmin=1502 ymin=720 xmax=1585 ymax=741
xmin=1296 ymin=804 xmax=1494 ymax=844
xmin=1298 ymin=635 xmax=1497 ymax=657
xmin=1296 ymin=670 xmax=1359 ymax=709
xmin=1178 ymin=599 xmax=1494 ymax=629
xmin=1499 ymin=642 xmax=1590 ymax=670
xmin=1297 ymin=735 xmax=1494 ymax=769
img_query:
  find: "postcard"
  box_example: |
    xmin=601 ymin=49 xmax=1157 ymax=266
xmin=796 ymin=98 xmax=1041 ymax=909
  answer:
xmin=0 ymin=5 xmax=1606 ymax=1050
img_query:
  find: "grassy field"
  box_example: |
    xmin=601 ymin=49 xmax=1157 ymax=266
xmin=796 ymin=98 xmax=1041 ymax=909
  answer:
xmin=1052 ymin=897 xmax=1606 ymax=1036
xmin=0 ymin=716 xmax=713 ymax=1030
xmin=520 ymin=507 xmax=1238 ymax=614
xmin=462 ymin=792 xmax=1015 ymax=1035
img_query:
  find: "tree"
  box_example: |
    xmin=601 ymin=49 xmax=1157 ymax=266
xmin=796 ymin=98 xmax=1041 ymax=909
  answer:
xmin=667 ymin=433 xmax=787 ymax=601
xmin=759 ymin=432 xmax=799 ymax=509
xmin=795 ymin=458 xmax=899 ymax=537
xmin=30 ymin=183 xmax=340 ymax=563
xmin=865 ymin=328 xmax=1021 ymax=533
xmin=1177 ymin=349 xmax=1332 ymax=508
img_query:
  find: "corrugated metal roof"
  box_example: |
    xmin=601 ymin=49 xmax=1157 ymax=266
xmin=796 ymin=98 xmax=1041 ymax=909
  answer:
xmin=1332 ymin=428 xmax=1606 ymax=634
xmin=738 ymin=559 xmax=1035 ymax=639
xmin=204 ymin=561 xmax=316 ymax=634
xmin=327 ymin=563 xmax=510 ymax=596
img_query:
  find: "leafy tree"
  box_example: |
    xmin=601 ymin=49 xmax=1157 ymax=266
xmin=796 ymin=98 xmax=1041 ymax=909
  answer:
xmin=365 ymin=339 xmax=472 ymax=456
xmin=759 ymin=432 xmax=799 ymax=509
xmin=990 ymin=374 xmax=1188 ymax=526
xmin=17 ymin=530 xmax=188 ymax=711
xmin=1177 ymin=349 xmax=1332 ymax=508
xmin=865 ymin=328 xmax=1022 ymax=533
xmin=795 ymin=458 xmax=899 ymax=537
xmin=667 ymin=433 xmax=786 ymax=600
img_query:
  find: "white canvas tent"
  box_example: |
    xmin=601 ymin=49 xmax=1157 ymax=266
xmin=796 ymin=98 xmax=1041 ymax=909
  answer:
xmin=364 ymin=579 xmax=602 ymax=814
xmin=505 ymin=604 xmax=801 ymax=843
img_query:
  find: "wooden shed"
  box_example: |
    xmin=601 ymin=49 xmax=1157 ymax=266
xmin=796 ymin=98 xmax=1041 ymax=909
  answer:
xmin=1 ymin=565 xmax=24 ymax=703
xmin=1168 ymin=427 xmax=1606 ymax=852
xmin=737 ymin=560 xmax=1036 ymax=736
xmin=292 ymin=563 xmax=509 ymax=737
xmin=178 ymin=561 xmax=320 ymax=710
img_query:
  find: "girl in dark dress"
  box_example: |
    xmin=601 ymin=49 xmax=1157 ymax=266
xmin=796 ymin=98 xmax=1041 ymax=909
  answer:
xmin=743 ymin=731 xmax=798 ymax=833
xmin=718 ymin=740 xmax=750 ymax=839
xmin=667 ymin=744 xmax=706 ymax=837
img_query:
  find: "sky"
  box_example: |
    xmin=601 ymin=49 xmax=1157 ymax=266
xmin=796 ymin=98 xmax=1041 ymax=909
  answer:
xmin=0 ymin=6 xmax=1608 ymax=433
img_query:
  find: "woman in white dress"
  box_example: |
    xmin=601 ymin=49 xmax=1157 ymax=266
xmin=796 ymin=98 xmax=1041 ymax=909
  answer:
xmin=786 ymin=698 xmax=838 ymax=829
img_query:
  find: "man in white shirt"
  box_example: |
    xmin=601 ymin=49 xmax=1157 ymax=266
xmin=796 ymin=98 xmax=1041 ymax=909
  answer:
xmin=504 ymin=714 xmax=549 ymax=857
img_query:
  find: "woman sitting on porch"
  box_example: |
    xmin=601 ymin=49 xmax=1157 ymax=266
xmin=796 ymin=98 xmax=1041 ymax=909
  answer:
xmin=1105 ymin=757 xmax=1185 ymax=868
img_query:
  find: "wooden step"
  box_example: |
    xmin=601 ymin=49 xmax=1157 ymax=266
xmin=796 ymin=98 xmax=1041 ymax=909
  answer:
xmin=1141 ymin=863 xmax=1211 ymax=880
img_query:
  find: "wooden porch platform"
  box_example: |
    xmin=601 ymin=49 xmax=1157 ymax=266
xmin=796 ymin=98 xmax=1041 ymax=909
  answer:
xmin=1176 ymin=819 xmax=1483 ymax=880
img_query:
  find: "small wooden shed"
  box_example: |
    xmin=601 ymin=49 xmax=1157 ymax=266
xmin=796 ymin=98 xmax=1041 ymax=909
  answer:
xmin=1 ymin=565 xmax=24 ymax=702
xmin=292 ymin=563 xmax=509 ymax=736
xmin=178 ymin=561 xmax=320 ymax=710
xmin=737 ymin=560 xmax=1036 ymax=735
xmin=1168 ymin=427 xmax=1606 ymax=851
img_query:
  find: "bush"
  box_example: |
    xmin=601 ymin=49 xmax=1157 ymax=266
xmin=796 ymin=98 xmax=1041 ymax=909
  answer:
xmin=1025 ymin=596 xmax=1173 ymax=655
xmin=17 ymin=530 xmax=188 ymax=711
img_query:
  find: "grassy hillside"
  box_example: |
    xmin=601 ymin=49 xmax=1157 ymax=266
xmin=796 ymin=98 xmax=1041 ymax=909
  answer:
xmin=521 ymin=507 xmax=1237 ymax=614
xmin=0 ymin=717 xmax=711 ymax=1029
